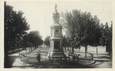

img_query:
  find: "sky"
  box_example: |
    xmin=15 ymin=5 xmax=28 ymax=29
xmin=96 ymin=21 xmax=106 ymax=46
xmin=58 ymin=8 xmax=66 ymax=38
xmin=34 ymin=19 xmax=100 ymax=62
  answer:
xmin=6 ymin=0 xmax=112 ymax=40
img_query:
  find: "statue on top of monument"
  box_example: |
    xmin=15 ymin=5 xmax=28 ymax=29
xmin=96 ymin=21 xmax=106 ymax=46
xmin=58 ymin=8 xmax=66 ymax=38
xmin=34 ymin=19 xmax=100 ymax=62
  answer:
xmin=53 ymin=4 xmax=60 ymax=24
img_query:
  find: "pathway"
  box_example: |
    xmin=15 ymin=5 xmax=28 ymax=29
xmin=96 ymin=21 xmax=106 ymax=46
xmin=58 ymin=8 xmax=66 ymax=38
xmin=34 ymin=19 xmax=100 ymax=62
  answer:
xmin=9 ymin=45 xmax=112 ymax=68
xmin=9 ymin=46 xmax=50 ymax=67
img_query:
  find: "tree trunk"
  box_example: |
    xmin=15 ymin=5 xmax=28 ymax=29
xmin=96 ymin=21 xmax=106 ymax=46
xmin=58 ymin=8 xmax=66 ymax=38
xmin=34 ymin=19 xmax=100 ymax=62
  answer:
xmin=96 ymin=47 xmax=98 ymax=56
xmin=72 ymin=47 xmax=74 ymax=54
xmin=78 ymin=46 xmax=80 ymax=52
xmin=85 ymin=45 xmax=87 ymax=57
xmin=4 ymin=46 xmax=10 ymax=68
xmin=106 ymin=40 xmax=109 ymax=52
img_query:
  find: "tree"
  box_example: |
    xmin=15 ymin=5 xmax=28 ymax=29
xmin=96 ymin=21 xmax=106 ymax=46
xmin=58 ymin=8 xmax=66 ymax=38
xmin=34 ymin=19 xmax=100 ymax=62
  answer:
xmin=4 ymin=2 xmax=29 ymax=67
xmin=23 ymin=31 xmax=43 ymax=50
xmin=108 ymin=23 xmax=112 ymax=56
xmin=62 ymin=10 xmax=102 ymax=56
xmin=99 ymin=23 xmax=106 ymax=46
xmin=100 ymin=22 xmax=112 ymax=55
xmin=105 ymin=22 xmax=112 ymax=52
xmin=44 ymin=36 xmax=50 ymax=46
xmin=62 ymin=36 xmax=70 ymax=47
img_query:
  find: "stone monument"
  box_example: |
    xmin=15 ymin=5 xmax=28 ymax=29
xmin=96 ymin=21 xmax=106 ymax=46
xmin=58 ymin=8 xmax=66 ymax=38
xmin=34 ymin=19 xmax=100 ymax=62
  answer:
xmin=48 ymin=4 xmax=66 ymax=62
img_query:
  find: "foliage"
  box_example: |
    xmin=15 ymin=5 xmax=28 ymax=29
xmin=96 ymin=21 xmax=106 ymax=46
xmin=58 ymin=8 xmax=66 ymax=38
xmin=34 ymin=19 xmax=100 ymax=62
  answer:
xmin=23 ymin=31 xmax=43 ymax=48
xmin=4 ymin=3 xmax=29 ymax=50
xmin=44 ymin=36 xmax=50 ymax=46
xmin=100 ymin=22 xmax=112 ymax=54
xmin=62 ymin=10 xmax=102 ymax=54
xmin=4 ymin=2 xmax=29 ymax=67
xmin=62 ymin=36 xmax=71 ymax=47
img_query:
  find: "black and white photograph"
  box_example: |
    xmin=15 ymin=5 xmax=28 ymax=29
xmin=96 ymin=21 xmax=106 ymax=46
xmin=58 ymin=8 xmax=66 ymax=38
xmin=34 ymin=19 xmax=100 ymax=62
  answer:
xmin=3 ymin=0 xmax=113 ymax=68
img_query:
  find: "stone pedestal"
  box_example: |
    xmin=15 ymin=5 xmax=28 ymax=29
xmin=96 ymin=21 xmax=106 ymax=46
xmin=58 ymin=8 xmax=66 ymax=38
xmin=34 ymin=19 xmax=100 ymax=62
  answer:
xmin=48 ymin=39 xmax=66 ymax=62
